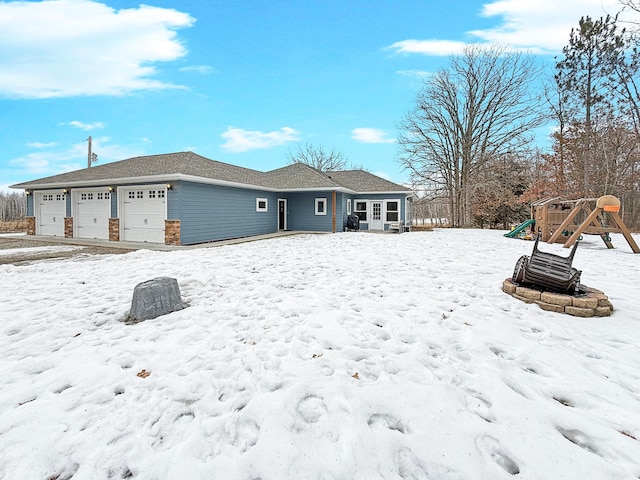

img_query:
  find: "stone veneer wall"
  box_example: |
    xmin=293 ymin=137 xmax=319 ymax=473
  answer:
xmin=165 ymin=220 xmax=181 ymax=246
xmin=109 ymin=218 xmax=120 ymax=242
xmin=64 ymin=218 xmax=73 ymax=238
xmin=502 ymin=278 xmax=613 ymax=317
xmin=26 ymin=217 xmax=35 ymax=235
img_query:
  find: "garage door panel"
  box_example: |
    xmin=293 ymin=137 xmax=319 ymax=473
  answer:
xmin=121 ymin=187 xmax=167 ymax=243
xmin=75 ymin=191 xmax=110 ymax=239
xmin=37 ymin=192 xmax=66 ymax=236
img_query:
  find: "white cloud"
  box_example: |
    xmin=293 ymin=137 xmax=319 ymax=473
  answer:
xmin=388 ymin=0 xmax=625 ymax=56
xmin=221 ymin=127 xmax=301 ymax=153
xmin=352 ymin=128 xmax=395 ymax=144
xmin=396 ymin=70 xmax=433 ymax=79
xmin=0 ymin=0 xmax=194 ymax=98
xmin=27 ymin=141 xmax=57 ymax=148
xmin=179 ymin=65 xmax=215 ymax=74
xmin=68 ymin=121 xmax=105 ymax=131
xmin=388 ymin=39 xmax=468 ymax=56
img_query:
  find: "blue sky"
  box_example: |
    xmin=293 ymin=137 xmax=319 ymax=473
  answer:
xmin=0 ymin=0 xmax=629 ymax=192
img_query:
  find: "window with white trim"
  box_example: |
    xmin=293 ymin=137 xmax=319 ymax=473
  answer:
xmin=256 ymin=198 xmax=268 ymax=212
xmin=347 ymin=199 xmax=352 ymax=215
xmin=355 ymin=201 xmax=367 ymax=221
xmin=385 ymin=201 xmax=399 ymax=222
xmin=315 ymin=198 xmax=327 ymax=215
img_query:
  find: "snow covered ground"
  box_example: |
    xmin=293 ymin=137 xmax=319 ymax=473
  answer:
xmin=1 ymin=229 xmax=639 ymax=480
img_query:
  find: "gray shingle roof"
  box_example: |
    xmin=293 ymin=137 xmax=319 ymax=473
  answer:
xmin=326 ymin=170 xmax=410 ymax=193
xmin=11 ymin=151 xmax=410 ymax=193
xmin=10 ymin=152 xmax=269 ymax=189
xmin=264 ymin=163 xmax=342 ymax=190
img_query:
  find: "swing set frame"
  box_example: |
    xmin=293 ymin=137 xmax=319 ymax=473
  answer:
xmin=535 ymin=195 xmax=639 ymax=253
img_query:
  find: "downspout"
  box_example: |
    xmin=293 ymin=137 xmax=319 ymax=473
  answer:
xmin=332 ymin=191 xmax=336 ymax=233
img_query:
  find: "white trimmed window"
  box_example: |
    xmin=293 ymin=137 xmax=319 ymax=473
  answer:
xmin=385 ymin=201 xmax=399 ymax=222
xmin=315 ymin=197 xmax=327 ymax=215
xmin=347 ymin=199 xmax=352 ymax=215
xmin=355 ymin=201 xmax=367 ymax=221
xmin=256 ymin=198 xmax=268 ymax=212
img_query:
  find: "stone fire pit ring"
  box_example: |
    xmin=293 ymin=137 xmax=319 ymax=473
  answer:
xmin=502 ymin=279 xmax=613 ymax=317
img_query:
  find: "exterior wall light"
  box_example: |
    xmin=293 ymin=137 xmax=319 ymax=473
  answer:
xmin=166 ymin=184 xmax=173 ymax=191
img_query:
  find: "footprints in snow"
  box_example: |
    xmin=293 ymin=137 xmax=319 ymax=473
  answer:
xmin=230 ymin=419 xmax=260 ymax=453
xmin=556 ymin=427 xmax=601 ymax=456
xmin=476 ymin=435 xmax=521 ymax=475
xmin=367 ymin=413 xmax=407 ymax=434
xmin=465 ymin=390 xmax=496 ymax=424
xmin=296 ymin=395 xmax=328 ymax=424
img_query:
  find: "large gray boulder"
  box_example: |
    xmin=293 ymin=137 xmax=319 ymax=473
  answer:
xmin=126 ymin=277 xmax=183 ymax=323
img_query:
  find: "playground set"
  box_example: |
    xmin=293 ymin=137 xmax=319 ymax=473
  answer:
xmin=504 ymin=195 xmax=639 ymax=254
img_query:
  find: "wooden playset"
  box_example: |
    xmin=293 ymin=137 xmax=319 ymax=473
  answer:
xmin=506 ymin=195 xmax=639 ymax=253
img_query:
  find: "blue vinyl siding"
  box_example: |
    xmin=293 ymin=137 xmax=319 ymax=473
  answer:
xmin=27 ymin=194 xmax=34 ymax=216
xmin=286 ymin=191 xmax=337 ymax=232
xmin=176 ymin=181 xmax=279 ymax=245
xmin=110 ymin=192 xmax=118 ymax=218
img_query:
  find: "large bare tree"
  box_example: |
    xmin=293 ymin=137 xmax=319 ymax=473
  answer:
xmin=397 ymin=44 xmax=544 ymax=227
xmin=287 ymin=142 xmax=348 ymax=172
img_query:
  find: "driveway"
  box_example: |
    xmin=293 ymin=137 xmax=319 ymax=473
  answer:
xmin=0 ymin=236 xmax=133 ymax=265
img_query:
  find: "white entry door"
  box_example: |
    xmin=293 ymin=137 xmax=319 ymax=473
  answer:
xmin=120 ymin=186 xmax=167 ymax=243
xmin=370 ymin=201 xmax=384 ymax=230
xmin=36 ymin=192 xmax=66 ymax=236
xmin=75 ymin=190 xmax=110 ymax=239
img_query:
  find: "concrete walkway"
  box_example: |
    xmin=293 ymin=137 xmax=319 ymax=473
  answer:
xmin=1 ymin=231 xmax=327 ymax=251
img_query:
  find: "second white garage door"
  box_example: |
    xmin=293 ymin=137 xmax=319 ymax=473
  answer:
xmin=74 ymin=189 xmax=111 ymax=239
xmin=120 ymin=186 xmax=167 ymax=243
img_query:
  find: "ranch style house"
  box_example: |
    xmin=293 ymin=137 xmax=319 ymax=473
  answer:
xmin=11 ymin=152 xmax=413 ymax=246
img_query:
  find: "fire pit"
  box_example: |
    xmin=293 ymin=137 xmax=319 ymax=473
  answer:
xmin=504 ymin=234 xmax=613 ymax=317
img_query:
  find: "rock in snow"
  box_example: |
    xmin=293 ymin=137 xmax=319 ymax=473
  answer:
xmin=127 ymin=277 xmax=183 ymax=323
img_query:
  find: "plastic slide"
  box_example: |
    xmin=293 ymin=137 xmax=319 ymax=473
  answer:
xmin=504 ymin=218 xmax=535 ymax=238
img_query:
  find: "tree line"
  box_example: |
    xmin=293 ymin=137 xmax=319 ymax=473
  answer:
xmin=0 ymin=192 xmax=26 ymax=222
xmin=397 ymin=1 xmax=640 ymax=230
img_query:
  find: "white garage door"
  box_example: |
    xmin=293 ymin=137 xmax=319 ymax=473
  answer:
xmin=121 ymin=186 xmax=167 ymax=243
xmin=35 ymin=192 xmax=66 ymax=236
xmin=75 ymin=190 xmax=111 ymax=239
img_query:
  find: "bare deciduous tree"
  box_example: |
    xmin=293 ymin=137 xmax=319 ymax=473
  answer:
xmin=287 ymin=142 xmax=348 ymax=172
xmin=397 ymin=44 xmax=544 ymax=227
xmin=0 ymin=191 xmax=27 ymax=222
